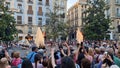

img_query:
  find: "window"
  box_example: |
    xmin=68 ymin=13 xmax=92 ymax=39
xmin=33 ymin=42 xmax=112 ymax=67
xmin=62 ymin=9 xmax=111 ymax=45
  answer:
xmin=106 ymin=9 xmax=110 ymax=17
xmin=55 ymin=0 xmax=59 ymax=6
xmin=38 ymin=0 xmax=42 ymax=5
xmin=28 ymin=0 xmax=33 ymax=3
xmin=105 ymin=0 xmax=109 ymax=4
xmin=27 ymin=5 xmax=33 ymax=14
xmin=46 ymin=0 xmax=49 ymax=5
xmin=28 ymin=17 xmax=32 ymax=22
xmin=28 ymin=5 xmax=32 ymax=10
xmin=116 ymin=8 xmax=120 ymax=17
xmin=28 ymin=17 xmax=32 ymax=24
xmin=6 ymin=2 xmax=10 ymax=9
xmin=105 ymin=10 xmax=109 ymax=18
xmin=17 ymin=16 xmax=22 ymax=24
xmin=38 ymin=18 xmax=42 ymax=26
xmin=116 ymin=0 xmax=120 ymax=4
xmin=28 ymin=26 xmax=32 ymax=34
xmin=18 ymin=4 xmax=23 ymax=13
xmin=61 ymin=1 xmax=64 ymax=7
xmin=38 ymin=7 xmax=42 ymax=15
xmin=46 ymin=18 xmax=50 ymax=24
xmin=18 ymin=4 xmax=22 ymax=9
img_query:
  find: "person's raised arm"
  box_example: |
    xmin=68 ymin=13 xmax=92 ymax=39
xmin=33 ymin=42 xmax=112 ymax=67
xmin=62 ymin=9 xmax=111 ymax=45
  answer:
xmin=5 ymin=50 xmax=11 ymax=61
xmin=74 ymin=43 xmax=81 ymax=61
xmin=51 ymin=48 xmax=56 ymax=68
xmin=64 ymin=42 xmax=70 ymax=56
xmin=60 ymin=48 xmax=67 ymax=56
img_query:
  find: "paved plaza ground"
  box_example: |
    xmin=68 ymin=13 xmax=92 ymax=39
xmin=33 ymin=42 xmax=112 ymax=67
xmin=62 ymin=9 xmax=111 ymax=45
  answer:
xmin=8 ymin=45 xmax=77 ymax=58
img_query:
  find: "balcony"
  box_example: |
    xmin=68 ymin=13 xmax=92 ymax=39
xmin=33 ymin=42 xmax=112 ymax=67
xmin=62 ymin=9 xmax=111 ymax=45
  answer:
xmin=17 ymin=0 xmax=23 ymax=2
xmin=17 ymin=20 xmax=22 ymax=24
xmin=27 ymin=10 xmax=33 ymax=15
xmin=27 ymin=0 xmax=33 ymax=4
xmin=38 ymin=1 xmax=42 ymax=5
xmin=19 ymin=9 xmax=23 ymax=13
xmin=17 ymin=9 xmax=23 ymax=14
xmin=38 ymin=12 xmax=43 ymax=16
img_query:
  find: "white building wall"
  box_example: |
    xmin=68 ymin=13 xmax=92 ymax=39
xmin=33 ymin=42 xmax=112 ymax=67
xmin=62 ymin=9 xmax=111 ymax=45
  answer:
xmin=5 ymin=0 xmax=53 ymax=41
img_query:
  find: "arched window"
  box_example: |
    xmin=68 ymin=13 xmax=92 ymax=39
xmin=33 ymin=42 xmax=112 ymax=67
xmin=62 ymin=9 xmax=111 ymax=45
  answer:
xmin=18 ymin=30 xmax=23 ymax=33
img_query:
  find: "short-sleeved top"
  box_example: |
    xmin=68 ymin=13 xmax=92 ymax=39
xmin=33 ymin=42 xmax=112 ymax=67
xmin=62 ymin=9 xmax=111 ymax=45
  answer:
xmin=27 ymin=52 xmax=37 ymax=63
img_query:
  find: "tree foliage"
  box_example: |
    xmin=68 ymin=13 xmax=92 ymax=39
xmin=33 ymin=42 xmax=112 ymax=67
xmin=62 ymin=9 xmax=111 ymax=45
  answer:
xmin=0 ymin=0 xmax=17 ymax=41
xmin=83 ymin=0 xmax=111 ymax=40
xmin=45 ymin=6 xmax=69 ymax=41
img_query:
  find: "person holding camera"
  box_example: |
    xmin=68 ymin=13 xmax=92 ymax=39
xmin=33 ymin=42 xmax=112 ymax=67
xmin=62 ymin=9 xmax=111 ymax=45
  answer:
xmin=0 ymin=49 xmax=11 ymax=68
xmin=97 ymin=51 xmax=119 ymax=68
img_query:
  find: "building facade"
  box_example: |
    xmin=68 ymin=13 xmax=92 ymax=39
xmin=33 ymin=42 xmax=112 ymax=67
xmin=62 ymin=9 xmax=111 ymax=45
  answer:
xmin=67 ymin=0 xmax=88 ymax=40
xmin=67 ymin=0 xmax=120 ymax=40
xmin=67 ymin=1 xmax=88 ymax=29
xmin=52 ymin=0 xmax=67 ymax=23
xmin=5 ymin=0 xmax=53 ymax=41
xmin=104 ymin=0 xmax=120 ymax=40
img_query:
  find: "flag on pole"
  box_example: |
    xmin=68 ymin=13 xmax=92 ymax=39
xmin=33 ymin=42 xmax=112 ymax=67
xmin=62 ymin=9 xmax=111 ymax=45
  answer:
xmin=76 ymin=28 xmax=83 ymax=43
xmin=35 ymin=27 xmax=45 ymax=48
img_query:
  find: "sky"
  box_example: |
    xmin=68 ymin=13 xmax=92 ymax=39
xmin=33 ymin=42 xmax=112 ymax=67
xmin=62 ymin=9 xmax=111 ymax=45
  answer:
xmin=67 ymin=0 xmax=78 ymax=10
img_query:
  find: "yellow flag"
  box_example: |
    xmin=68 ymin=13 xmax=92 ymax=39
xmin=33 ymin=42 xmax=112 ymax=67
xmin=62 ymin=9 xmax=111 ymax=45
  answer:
xmin=35 ymin=27 xmax=45 ymax=48
xmin=76 ymin=28 xmax=83 ymax=43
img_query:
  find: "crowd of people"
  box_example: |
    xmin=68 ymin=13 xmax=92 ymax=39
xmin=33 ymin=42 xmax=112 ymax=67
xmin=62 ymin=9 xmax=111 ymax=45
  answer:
xmin=0 ymin=40 xmax=120 ymax=68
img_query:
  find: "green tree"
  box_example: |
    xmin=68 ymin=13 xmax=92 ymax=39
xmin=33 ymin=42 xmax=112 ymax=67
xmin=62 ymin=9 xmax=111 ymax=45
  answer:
xmin=45 ymin=5 xmax=69 ymax=41
xmin=0 ymin=0 xmax=17 ymax=41
xmin=83 ymin=0 xmax=111 ymax=40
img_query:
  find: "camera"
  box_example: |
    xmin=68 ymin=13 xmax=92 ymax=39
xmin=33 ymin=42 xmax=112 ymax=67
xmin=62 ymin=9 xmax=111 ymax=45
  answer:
xmin=104 ymin=52 xmax=108 ymax=57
